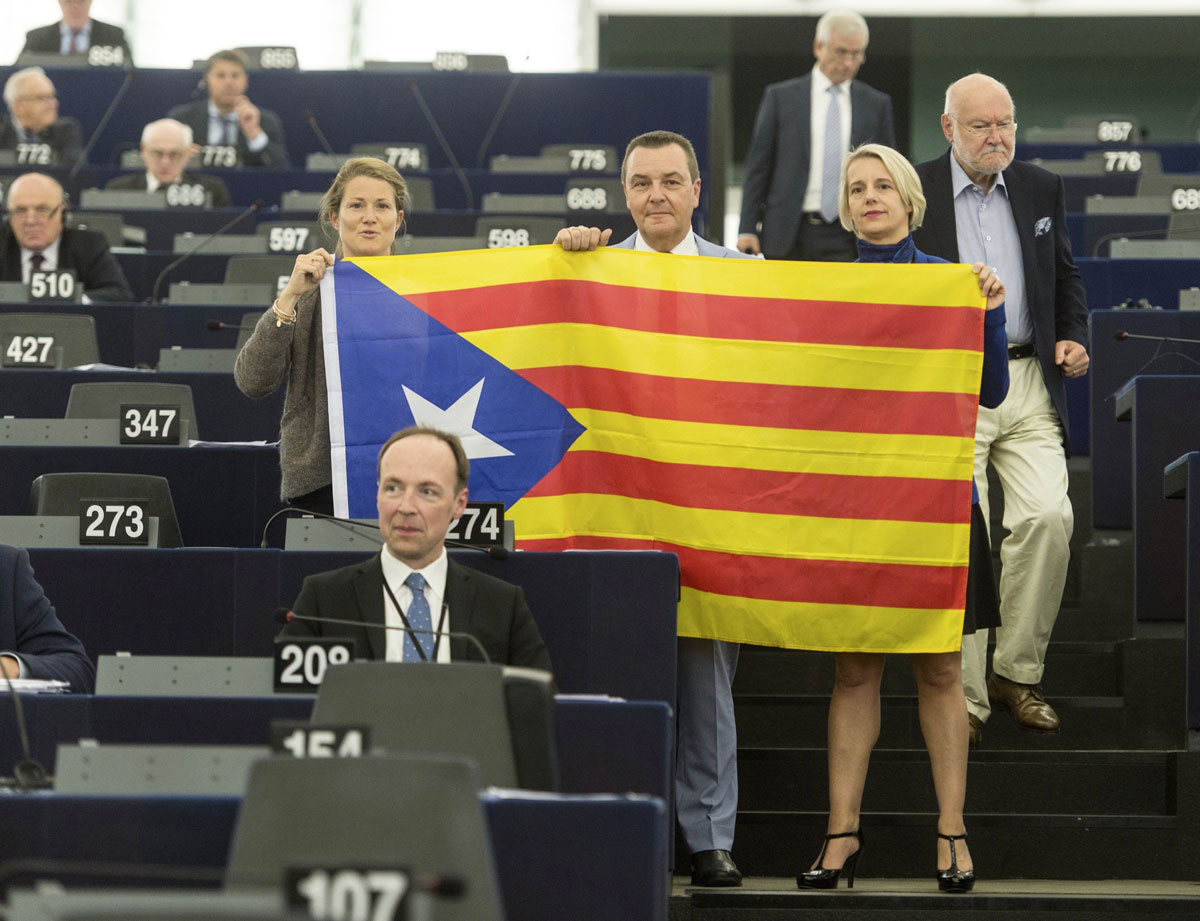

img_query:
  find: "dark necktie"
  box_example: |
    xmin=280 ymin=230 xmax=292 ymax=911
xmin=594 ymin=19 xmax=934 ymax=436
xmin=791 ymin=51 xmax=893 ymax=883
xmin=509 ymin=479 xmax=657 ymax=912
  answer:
xmin=29 ymin=252 xmax=44 ymax=281
xmin=403 ymin=572 xmax=433 ymax=661
xmin=70 ymin=30 xmax=82 ymax=54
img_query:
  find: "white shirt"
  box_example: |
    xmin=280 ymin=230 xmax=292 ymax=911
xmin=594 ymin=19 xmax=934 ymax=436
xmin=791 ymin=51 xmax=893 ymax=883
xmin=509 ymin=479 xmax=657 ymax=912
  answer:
xmin=379 ymin=546 xmax=452 ymax=663
xmin=804 ymin=66 xmax=853 ymax=214
xmin=633 ymin=230 xmax=700 ymax=256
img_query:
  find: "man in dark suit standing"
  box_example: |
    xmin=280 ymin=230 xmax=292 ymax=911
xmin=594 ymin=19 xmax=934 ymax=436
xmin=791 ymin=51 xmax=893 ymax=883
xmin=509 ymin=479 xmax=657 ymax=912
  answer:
xmin=556 ymin=131 xmax=759 ymax=889
xmin=168 ymin=50 xmax=290 ymax=168
xmin=281 ymin=427 xmax=552 ymax=672
xmin=0 ymin=68 xmax=83 ymax=165
xmin=737 ymin=10 xmax=893 ymax=261
xmin=913 ymin=73 xmax=1089 ymax=744
xmin=0 ymin=544 xmax=95 ymax=692
xmin=1 ymin=172 xmax=132 ymax=302
xmin=19 ymin=0 xmax=132 ymax=65
xmin=106 ymin=118 xmax=232 ymax=207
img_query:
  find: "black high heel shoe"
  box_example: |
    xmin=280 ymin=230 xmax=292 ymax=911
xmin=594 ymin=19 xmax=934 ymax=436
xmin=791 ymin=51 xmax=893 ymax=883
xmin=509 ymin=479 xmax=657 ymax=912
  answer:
xmin=936 ymin=831 xmax=975 ymax=892
xmin=797 ymin=829 xmax=863 ymax=890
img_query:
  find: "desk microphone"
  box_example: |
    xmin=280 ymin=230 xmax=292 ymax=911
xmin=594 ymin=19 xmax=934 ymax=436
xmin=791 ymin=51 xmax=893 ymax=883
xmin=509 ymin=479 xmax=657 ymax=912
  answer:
xmin=0 ymin=666 xmax=52 ymax=791
xmin=205 ymin=319 xmax=257 ymax=332
xmin=1091 ymin=224 xmax=1200 ymax=258
xmin=66 ymin=70 xmax=134 ymax=188
xmin=149 ymin=199 xmax=265 ymax=303
xmin=260 ymin=506 xmax=509 ymax=559
xmin=1114 ymin=330 xmax=1200 ymax=344
xmin=303 ymin=110 xmax=338 ymax=157
xmin=407 ymin=80 xmax=474 ymax=210
xmin=275 ymin=608 xmax=493 ymax=665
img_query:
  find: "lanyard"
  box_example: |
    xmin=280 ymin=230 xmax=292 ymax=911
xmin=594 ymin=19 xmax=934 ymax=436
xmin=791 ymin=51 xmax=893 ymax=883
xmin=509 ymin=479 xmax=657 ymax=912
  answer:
xmin=381 ymin=575 xmax=447 ymax=662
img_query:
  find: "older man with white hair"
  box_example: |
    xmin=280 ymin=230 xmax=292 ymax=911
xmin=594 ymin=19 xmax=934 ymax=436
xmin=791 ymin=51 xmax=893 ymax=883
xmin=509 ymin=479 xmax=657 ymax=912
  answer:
xmin=106 ymin=118 xmax=232 ymax=207
xmin=0 ymin=172 xmax=133 ymax=302
xmin=0 ymin=68 xmax=82 ymax=165
xmin=913 ymin=73 xmax=1089 ymax=745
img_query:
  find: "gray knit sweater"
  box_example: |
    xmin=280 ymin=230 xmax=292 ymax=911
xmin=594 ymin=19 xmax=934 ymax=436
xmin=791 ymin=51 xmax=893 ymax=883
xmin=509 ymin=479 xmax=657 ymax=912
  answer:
xmin=233 ymin=288 xmax=330 ymax=501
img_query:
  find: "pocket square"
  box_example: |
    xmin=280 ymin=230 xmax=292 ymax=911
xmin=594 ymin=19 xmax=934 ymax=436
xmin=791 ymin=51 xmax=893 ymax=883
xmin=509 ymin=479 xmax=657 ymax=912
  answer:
xmin=1034 ymin=217 xmax=1052 ymax=237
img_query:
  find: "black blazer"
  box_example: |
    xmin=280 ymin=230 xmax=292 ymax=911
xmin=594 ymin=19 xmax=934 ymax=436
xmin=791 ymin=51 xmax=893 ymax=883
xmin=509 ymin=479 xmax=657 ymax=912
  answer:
xmin=912 ymin=150 xmax=1089 ymax=454
xmin=0 ymin=225 xmax=133 ymax=303
xmin=283 ymin=555 xmax=553 ymax=672
xmin=0 ymin=115 xmax=84 ymax=165
xmin=105 ymin=170 xmax=233 ymax=208
xmin=21 ymin=18 xmax=132 ymax=64
xmin=0 ymin=545 xmax=95 ymax=692
xmin=739 ymin=73 xmax=894 ymax=257
xmin=167 ymin=99 xmax=291 ymax=168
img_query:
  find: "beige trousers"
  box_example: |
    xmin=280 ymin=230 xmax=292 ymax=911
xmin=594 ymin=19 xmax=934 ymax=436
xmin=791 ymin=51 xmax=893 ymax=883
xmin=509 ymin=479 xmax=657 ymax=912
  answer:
xmin=962 ymin=356 xmax=1074 ymax=722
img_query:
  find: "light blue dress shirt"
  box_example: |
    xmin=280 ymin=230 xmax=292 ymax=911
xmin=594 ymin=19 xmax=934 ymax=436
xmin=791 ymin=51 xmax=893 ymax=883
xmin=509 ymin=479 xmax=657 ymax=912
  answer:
xmin=949 ymin=154 xmax=1031 ymax=346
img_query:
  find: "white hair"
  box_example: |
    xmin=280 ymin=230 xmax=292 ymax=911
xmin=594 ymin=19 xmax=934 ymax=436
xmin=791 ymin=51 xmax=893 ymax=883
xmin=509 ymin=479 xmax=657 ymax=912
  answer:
xmin=4 ymin=67 xmax=50 ymax=113
xmin=815 ymin=10 xmax=869 ymax=46
xmin=141 ymin=118 xmax=194 ymax=147
xmin=943 ymin=73 xmax=1017 ymax=119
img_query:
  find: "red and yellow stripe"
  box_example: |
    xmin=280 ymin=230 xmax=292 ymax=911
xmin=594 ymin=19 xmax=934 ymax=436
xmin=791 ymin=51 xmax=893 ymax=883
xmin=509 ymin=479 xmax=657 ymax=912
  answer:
xmin=352 ymin=246 xmax=985 ymax=652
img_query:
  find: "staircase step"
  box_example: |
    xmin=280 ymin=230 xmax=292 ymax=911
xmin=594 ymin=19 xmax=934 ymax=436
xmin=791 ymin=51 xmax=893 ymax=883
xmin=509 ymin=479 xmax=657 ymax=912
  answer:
xmin=731 ymin=811 xmax=1187 ymax=880
xmin=733 ymin=641 xmax=1121 ymax=697
xmin=737 ymin=748 xmax=1173 ymax=815
xmin=735 ymin=694 xmax=1129 ymax=749
xmin=672 ymin=880 xmax=1200 ymax=921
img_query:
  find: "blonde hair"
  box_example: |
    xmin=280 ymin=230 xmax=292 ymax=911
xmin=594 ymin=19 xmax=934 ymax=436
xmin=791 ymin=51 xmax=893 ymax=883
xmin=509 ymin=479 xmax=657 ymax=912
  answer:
xmin=318 ymin=156 xmax=408 ymax=257
xmin=838 ymin=143 xmax=926 ymax=235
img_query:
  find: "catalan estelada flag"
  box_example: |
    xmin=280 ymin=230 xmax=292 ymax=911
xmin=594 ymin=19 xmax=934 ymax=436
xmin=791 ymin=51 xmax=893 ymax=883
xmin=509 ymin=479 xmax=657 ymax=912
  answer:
xmin=321 ymin=245 xmax=986 ymax=653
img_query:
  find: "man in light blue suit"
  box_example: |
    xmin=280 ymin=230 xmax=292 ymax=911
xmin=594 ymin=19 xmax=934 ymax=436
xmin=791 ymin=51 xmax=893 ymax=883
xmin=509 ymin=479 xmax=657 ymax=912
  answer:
xmin=737 ymin=10 xmax=894 ymax=261
xmin=556 ymin=130 xmax=758 ymax=887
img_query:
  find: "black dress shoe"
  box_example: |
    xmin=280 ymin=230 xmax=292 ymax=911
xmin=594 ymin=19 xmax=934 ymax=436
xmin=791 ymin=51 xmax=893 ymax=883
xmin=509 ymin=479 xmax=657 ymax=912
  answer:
xmin=690 ymin=849 xmax=743 ymax=887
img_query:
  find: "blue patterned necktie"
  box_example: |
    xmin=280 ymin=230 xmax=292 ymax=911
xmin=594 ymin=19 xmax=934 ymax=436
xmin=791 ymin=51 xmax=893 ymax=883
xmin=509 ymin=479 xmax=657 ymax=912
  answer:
xmin=820 ymin=84 xmax=843 ymax=224
xmin=403 ymin=572 xmax=432 ymax=661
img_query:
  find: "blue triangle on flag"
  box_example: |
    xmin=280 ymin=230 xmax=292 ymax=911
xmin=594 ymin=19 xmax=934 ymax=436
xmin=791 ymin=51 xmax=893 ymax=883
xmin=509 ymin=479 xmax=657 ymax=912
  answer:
xmin=331 ymin=262 xmax=585 ymax=516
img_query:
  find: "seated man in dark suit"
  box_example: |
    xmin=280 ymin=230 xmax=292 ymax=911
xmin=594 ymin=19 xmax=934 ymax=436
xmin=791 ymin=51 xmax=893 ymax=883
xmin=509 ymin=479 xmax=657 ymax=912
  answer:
xmin=1 ymin=172 xmax=133 ymax=303
xmin=106 ymin=118 xmax=232 ymax=207
xmin=168 ymin=49 xmax=290 ymax=168
xmin=19 ymin=0 xmax=133 ymax=65
xmin=0 ymin=68 xmax=83 ymax=165
xmin=0 ymin=544 xmax=95 ymax=692
xmin=280 ymin=427 xmax=552 ymax=671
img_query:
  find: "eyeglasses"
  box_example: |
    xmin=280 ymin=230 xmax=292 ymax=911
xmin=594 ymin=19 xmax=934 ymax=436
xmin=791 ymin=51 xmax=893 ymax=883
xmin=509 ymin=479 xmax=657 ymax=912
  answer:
xmin=828 ymin=46 xmax=865 ymax=61
xmin=9 ymin=203 xmax=65 ymax=220
xmin=950 ymin=115 xmax=1018 ymax=138
xmin=145 ymin=148 xmax=189 ymax=162
xmin=17 ymin=93 xmax=57 ymax=104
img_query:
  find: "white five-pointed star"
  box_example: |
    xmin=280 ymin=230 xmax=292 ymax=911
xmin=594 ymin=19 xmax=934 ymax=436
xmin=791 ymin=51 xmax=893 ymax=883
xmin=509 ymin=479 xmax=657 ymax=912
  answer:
xmin=401 ymin=379 xmax=513 ymax=459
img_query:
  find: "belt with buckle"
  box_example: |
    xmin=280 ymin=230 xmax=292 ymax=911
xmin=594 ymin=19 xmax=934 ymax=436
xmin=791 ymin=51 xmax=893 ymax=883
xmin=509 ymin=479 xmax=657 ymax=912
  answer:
xmin=802 ymin=212 xmax=833 ymax=225
xmin=1008 ymin=343 xmax=1036 ymax=361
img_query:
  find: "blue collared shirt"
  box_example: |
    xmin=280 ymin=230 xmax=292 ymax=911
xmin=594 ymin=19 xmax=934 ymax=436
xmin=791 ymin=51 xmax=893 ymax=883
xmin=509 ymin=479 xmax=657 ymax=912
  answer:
xmin=58 ymin=22 xmax=91 ymax=54
xmin=205 ymin=100 xmax=269 ymax=153
xmin=949 ymin=155 xmax=1031 ymax=346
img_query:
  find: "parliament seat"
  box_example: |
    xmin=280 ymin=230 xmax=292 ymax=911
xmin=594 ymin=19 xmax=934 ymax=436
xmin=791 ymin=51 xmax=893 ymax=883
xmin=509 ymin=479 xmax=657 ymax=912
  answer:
xmin=225 ymin=754 xmax=504 ymax=921
xmin=0 ymin=314 xmax=100 ymax=369
xmin=66 ymin=382 xmax=201 ymax=441
xmin=312 ymin=661 xmax=559 ymax=790
xmin=28 ymin=472 xmax=184 ymax=548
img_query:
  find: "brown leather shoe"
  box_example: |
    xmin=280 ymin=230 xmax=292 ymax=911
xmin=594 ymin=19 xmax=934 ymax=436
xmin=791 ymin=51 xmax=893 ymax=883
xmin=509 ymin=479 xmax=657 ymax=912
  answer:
xmin=987 ymin=673 xmax=1060 ymax=733
xmin=967 ymin=713 xmax=983 ymax=746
